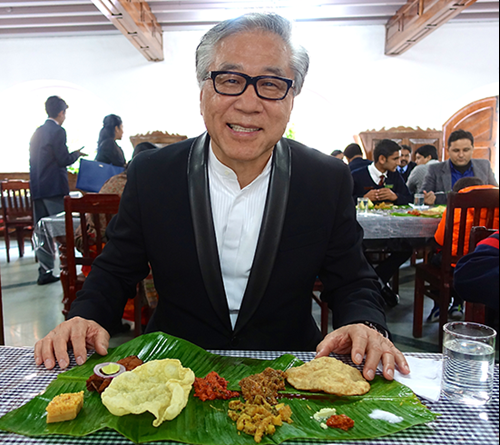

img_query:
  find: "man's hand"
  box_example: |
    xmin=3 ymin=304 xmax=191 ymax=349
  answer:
xmin=34 ymin=317 xmax=110 ymax=370
xmin=365 ymin=188 xmax=397 ymax=203
xmin=315 ymin=324 xmax=410 ymax=381
xmin=76 ymin=149 xmax=88 ymax=158
xmin=423 ymin=190 xmax=436 ymax=205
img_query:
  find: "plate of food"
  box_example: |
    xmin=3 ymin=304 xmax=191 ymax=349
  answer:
xmin=0 ymin=333 xmax=438 ymax=444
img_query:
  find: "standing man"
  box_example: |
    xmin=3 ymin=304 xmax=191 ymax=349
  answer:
xmin=422 ymin=129 xmax=497 ymax=205
xmin=35 ymin=13 xmax=409 ymax=382
xmin=406 ymin=144 xmax=440 ymax=194
xmin=29 ymin=96 xmax=86 ymax=284
xmin=343 ymin=143 xmax=372 ymax=173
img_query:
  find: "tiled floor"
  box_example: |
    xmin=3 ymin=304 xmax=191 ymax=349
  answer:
xmin=0 ymin=239 xmax=440 ymax=353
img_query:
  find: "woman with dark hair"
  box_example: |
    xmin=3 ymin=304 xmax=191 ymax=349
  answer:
xmin=95 ymin=114 xmax=126 ymax=167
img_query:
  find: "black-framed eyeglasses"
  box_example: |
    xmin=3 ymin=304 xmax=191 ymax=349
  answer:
xmin=206 ymin=71 xmax=295 ymax=101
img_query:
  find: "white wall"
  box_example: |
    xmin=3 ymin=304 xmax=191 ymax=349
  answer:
xmin=0 ymin=20 xmax=498 ymax=173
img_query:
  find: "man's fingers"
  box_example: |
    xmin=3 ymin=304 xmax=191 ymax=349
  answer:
xmin=349 ymin=329 xmax=368 ymax=366
xmin=92 ymin=327 xmax=110 ymax=356
xmin=394 ymin=349 xmax=410 ymax=375
xmin=39 ymin=337 xmax=57 ymax=370
xmin=380 ymin=352 xmax=395 ymax=380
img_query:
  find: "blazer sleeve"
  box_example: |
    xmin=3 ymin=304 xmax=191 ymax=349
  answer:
xmin=422 ymin=163 xmax=448 ymax=205
xmin=68 ymin=160 xmax=151 ymax=332
xmin=52 ymin=126 xmax=80 ymax=167
xmin=319 ymin=167 xmax=388 ymax=332
xmin=393 ymin=173 xmax=412 ymax=205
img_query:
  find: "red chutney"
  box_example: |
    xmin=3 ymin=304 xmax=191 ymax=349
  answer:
xmin=193 ymin=371 xmax=240 ymax=401
xmin=326 ymin=414 xmax=355 ymax=431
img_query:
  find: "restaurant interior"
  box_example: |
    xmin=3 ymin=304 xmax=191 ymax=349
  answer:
xmin=0 ymin=2 xmax=499 ymax=352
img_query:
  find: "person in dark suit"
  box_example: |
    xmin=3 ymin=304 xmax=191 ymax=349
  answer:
xmin=29 ymin=96 xmax=86 ymax=284
xmin=35 ymin=13 xmax=409 ymax=382
xmin=95 ymin=114 xmax=126 ymax=167
xmin=397 ymin=145 xmax=417 ymax=183
xmin=422 ymin=129 xmax=498 ymax=205
xmin=351 ymin=139 xmax=412 ymax=206
xmin=352 ymin=140 xmax=413 ymax=307
xmin=344 ymin=143 xmax=372 ymax=172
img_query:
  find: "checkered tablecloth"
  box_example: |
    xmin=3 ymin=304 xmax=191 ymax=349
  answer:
xmin=0 ymin=347 xmax=497 ymax=445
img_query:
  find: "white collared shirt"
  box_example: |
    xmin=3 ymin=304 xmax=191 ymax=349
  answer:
xmin=208 ymin=146 xmax=272 ymax=328
xmin=48 ymin=118 xmax=60 ymax=125
xmin=368 ymin=162 xmax=387 ymax=185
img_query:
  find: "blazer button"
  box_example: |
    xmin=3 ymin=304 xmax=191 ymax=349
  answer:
xmin=231 ymin=336 xmax=239 ymax=347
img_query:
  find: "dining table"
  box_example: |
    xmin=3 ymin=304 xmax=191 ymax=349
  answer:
xmin=0 ymin=346 xmax=497 ymax=445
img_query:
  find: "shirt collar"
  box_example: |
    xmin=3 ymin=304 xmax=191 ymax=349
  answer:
xmin=48 ymin=118 xmax=60 ymax=125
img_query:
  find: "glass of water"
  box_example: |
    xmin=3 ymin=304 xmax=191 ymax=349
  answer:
xmin=414 ymin=193 xmax=425 ymax=208
xmin=442 ymin=322 xmax=496 ymax=405
xmin=357 ymin=197 xmax=369 ymax=215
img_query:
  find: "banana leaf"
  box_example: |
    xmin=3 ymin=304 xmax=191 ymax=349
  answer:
xmin=0 ymin=332 xmax=438 ymax=444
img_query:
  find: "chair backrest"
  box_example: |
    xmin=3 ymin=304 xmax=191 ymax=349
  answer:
xmin=442 ymin=188 xmax=499 ymax=273
xmin=0 ymin=180 xmax=33 ymax=223
xmin=64 ymin=194 xmax=120 ymax=308
xmin=468 ymin=226 xmax=498 ymax=252
xmin=0 ymin=261 xmax=4 ymax=345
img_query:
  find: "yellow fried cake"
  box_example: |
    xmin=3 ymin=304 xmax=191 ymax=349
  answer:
xmin=285 ymin=357 xmax=370 ymax=396
xmin=46 ymin=391 xmax=84 ymax=423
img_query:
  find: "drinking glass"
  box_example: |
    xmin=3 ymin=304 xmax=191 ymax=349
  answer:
xmin=442 ymin=322 xmax=496 ymax=405
xmin=414 ymin=193 xmax=425 ymax=208
xmin=357 ymin=197 xmax=369 ymax=215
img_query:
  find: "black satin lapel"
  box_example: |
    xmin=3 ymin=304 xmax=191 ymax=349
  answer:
xmin=188 ymin=133 xmax=231 ymax=332
xmin=234 ymin=138 xmax=291 ymax=334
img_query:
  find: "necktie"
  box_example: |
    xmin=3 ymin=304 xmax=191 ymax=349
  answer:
xmin=378 ymin=175 xmax=385 ymax=186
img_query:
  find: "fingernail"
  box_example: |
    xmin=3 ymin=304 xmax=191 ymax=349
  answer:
xmin=355 ymin=354 xmax=363 ymax=364
xmin=35 ymin=356 xmax=42 ymax=366
xmin=76 ymin=356 xmax=84 ymax=366
xmin=44 ymin=359 xmax=54 ymax=369
xmin=367 ymin=369 xmax=375 ymax=380
xmin=386 ymin=368 xmax=394 ymax=378
xmin=59 ymin=359 xmax=68 ymax=369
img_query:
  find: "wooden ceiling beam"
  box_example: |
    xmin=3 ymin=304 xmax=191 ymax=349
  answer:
xmin=91 ymin=0 xmax=163 ymax=62
xmin=385 ymin=0 xmax=478 ymax=56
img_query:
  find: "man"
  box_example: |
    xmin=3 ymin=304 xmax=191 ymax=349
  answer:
xmin=351 ymin=139 xmax=412 ymax=206
xmin=29 ymin=96 xmax=86 ymax=284
xmin=406 ymin=145 xmax=440 ymax=194
xmin=330 ymin=149 xmax=344 ymax=160
xmin=352 ymin=139 xmax=413 ymax=307
xmin=343 ymin=143 xmax=372 ymax=172
xmin=397 ymin=145 xmax=416 ymax=183
xmin=35 ymin=13 xmax=408 ymax=382
xmin=422 ymin=129 xmax=497 ymax=205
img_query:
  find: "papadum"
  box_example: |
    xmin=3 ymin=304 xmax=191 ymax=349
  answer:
xmin=101 ymin=358 xmax=195 ymax=427
xmin=285 ymin=356 xmax=370 ymax=396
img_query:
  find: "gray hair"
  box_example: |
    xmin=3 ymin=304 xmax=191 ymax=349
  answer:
xmin=196 ymin=13 xmax=309 ymax=96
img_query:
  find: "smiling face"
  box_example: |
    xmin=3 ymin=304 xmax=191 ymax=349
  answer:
xmin=200 ymin=30 xmax=295 ymax=183
xmin=448 ymin=138 xmax=474 ymax=167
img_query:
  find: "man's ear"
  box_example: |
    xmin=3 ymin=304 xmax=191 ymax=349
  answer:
xmin=378 ymin=155 xmax=387 ymax=165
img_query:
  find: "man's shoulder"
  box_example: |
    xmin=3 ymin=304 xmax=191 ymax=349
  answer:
xmin=426 ymin=160 xmax=447 ymax=173
xmin=472 ymin=158 xmax=494 ymax=170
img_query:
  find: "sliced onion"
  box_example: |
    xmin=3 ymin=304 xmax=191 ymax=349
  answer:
xmin=93 ymin=362 xmax=126 ymax=379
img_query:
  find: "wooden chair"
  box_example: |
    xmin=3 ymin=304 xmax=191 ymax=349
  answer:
xmin=311 ymin=279 xmax=329 ymax=338
xmin=413 ymin=188 xmax=499 ymax=346
xmin=463 ymin=226 xmax=498 ymax=324
xmin=0 ymin=180 xmax=34 ymax=262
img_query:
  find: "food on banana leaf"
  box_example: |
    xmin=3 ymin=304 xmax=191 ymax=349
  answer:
xmin=374 ymin=202 xmax=394 ymax=210
xmin=369 ymin=409 xmax=404 ymax=423
xmin=228 ymin=396 xmax=293 ymax=443
xmin=312 ymin=407 xmax=337 ymax=429
xmin=101 ymin=358 xmax=195 ymax=427
xmin=239 ymin=367 xmax=286 ymax=405
xmin=193 ymin=371 xmax=240 ymax=401
xmin=86 ymin=355 xmax=143 ymax=393
xmin=285 ymin=356 xmax=370 ymax=396
xmin=326 ymin=413 xmax=354 ymax=431
xmin=46 ymin=391 xmax=84 ymax=423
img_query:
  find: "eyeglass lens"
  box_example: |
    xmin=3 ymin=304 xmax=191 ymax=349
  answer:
xmin=213 ymin=72 xmax=291 ymax=100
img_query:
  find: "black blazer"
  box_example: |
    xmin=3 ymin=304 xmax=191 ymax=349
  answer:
xmin=69 ymin=134 xmax=386 ymax=351
xmin=29 ymin=119 xmax=80 ymax=200
xmin=351 ymin=166 xmax=412 ymax=206
xmin=399 ymin=161 xmax=417 ymax=183
xmin=349 ymin=157 xmax=372 ymax=173
xmin=95 ymin=138 xmax=126 ymax=167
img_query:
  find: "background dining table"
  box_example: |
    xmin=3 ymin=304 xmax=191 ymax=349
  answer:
xmin=0 ymin=346 xmax=497 ymax=445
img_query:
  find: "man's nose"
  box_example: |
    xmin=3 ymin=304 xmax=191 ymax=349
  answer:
xmin=234 ymin=85 xmax=264 ymax=112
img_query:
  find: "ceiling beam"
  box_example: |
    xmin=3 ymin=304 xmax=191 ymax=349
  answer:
xmin=91 ymin=0 xmax=163 ymax=62
xmin=385 ymin=0 xmax=478 ymax=56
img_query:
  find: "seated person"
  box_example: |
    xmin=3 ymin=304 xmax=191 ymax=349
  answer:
xmin=95 ymin=114 xmax=127 ymax=168
xmin=427 ymin=177 xmax=499 ymax=322
xmin=397 ymin=145 xmax=416 ymax=183
xmin=422 ymin=129 xmax=497 ymax=205
xmin=34 ymin=13 xmax=409 ymax=383
xmin=352 ymin=139 xmax=412 ymax=206
xmin=352 ymin=140 xmax=413 ymax=308
xmin=454 ymin=231 xmax=499 ymax=311
xmin=343 ymin=143 xmax=372 ymax=172
xmin=406 ymin=144 xmax=439 ymax=194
